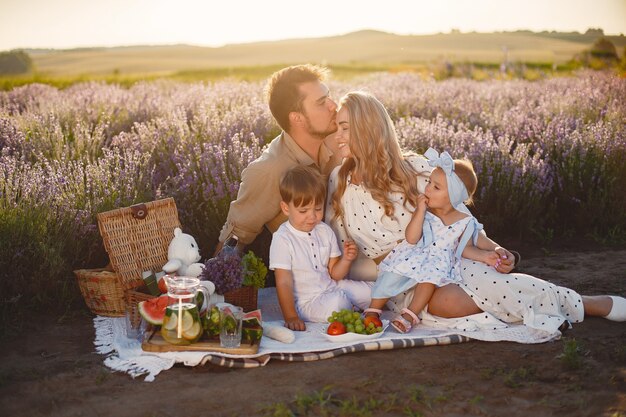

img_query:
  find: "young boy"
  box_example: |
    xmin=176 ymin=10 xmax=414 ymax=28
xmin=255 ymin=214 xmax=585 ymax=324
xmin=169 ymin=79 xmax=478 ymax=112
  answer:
xmin=269 ymin=165 xmax=372 ymax=331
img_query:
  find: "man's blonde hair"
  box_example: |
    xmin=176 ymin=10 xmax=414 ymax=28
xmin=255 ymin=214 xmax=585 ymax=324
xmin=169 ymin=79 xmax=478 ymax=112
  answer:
xmin=280 ymin=165 xmax=326 ymax=207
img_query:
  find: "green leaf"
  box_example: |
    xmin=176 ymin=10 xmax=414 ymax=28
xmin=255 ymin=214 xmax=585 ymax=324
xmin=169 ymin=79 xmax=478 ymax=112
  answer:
xmin=241 ymin=250 xmax=268 ymax=288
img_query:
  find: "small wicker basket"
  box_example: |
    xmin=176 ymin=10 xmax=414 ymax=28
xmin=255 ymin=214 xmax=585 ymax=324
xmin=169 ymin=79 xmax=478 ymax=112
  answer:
xmin=224 ymin=286 xmax=258 ymax=312
xmin=74 ymin=267 xmax=126 ymax=317
xmin=125 ymin=286 xmax=155 ymax=328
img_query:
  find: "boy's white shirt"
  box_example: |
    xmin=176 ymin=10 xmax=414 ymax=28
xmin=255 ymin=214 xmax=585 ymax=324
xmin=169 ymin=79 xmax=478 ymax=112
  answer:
xmin=269 ymin=221 xmax=342 ymax=302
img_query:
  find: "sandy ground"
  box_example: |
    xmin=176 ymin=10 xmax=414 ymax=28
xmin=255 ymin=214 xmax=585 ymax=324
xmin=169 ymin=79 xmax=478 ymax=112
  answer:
xmin=0 ymin=248 xmax=625 ymax=417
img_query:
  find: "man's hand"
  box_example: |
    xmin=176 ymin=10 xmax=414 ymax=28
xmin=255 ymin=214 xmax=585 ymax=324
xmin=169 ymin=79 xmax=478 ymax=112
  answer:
xmin=494 ymin=246 xmax=515 ymax=273
xmin=284 ymin=316 xmax=306 ymax=331
xmin=213 ymin=241 xmax=224 ymax=257
xmin=343 ymin=240 xmax=358 ymax=262
xmin=213 ymin=239 xmax=244 ymax=257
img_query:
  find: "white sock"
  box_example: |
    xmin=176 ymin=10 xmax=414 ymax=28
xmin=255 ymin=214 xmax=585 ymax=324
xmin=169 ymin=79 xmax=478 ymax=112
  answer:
xmin=605 ymin=296 xmax=626 ymax=322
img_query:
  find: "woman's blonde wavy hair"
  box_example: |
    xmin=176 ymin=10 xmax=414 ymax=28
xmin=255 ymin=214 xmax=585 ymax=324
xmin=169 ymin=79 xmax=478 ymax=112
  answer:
xmin=331 ymin=91 xmax=422 ymax=221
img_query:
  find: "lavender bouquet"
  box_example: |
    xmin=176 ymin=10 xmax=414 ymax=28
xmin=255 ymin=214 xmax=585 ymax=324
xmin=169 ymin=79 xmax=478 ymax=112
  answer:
xmin=200 ymin=250 xmax=268 ymax=295
xmin=200 ymin=252 xmax=244 ymax=295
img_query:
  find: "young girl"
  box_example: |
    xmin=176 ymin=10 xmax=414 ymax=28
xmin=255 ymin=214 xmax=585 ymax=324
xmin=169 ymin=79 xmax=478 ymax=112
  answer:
xmin=367 ymin=148 xmax=502 ymax=333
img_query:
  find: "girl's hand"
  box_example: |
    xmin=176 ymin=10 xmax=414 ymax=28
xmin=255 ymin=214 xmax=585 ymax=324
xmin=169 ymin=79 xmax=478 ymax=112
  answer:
xmin=494 ymin=246 xmax=515 ymax=273
xmin=343 ymin=240 xmax=358 ymax=261
xmin=284 ymin=316 xmax=306 ymax=331
xmin=415 ymin=194 xmax=428 ymax=215
xmin=482 ymin=250 xmax=501 ymax=267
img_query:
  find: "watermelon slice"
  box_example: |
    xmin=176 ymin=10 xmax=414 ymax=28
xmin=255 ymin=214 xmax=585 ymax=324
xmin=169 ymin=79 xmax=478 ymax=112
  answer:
xmin=157 ymin=276 xmax=168 ymax=294
xmin=242 ymin=325 xmax=263 ymax=343
xmin=138 ymin=294 xmax=169 ymax=325
xmin=242 ymin=309 xmax=263 ymax=342
xmin=242 ymin=309 xmax=262 ymax=327
xmin=243 ymin=309 xmax=262 ymax=321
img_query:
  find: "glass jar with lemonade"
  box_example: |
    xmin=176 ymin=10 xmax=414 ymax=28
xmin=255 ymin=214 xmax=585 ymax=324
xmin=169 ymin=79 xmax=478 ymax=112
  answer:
xmin=161 ymin=275 xmax=208 ymax=345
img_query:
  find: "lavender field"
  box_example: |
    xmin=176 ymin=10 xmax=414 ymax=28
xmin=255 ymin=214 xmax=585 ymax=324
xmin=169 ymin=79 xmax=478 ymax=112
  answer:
xmin=1 ymin=71 xmax=625 ymax=315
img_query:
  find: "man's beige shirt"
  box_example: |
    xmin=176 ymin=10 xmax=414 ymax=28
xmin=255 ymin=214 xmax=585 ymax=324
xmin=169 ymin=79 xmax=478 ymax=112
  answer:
xmin=218 ymin=131 xmax=341 ymax=245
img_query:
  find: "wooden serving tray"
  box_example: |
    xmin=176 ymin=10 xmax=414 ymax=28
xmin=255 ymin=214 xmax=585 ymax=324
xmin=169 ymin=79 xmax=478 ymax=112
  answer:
xmin=142 ymin=330 xmax=260 ymax=355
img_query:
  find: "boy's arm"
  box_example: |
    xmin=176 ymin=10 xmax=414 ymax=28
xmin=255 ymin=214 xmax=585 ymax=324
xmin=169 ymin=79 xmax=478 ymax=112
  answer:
xmin=328 ymin=240 xmax=358 ymax=281
xmin=274 ymin=269 xmax=306 ymax=331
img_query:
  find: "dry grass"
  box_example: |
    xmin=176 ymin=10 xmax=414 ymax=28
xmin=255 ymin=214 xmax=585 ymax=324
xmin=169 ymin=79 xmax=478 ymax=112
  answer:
xmin=25 ymin=30 xmax=621 ymax=77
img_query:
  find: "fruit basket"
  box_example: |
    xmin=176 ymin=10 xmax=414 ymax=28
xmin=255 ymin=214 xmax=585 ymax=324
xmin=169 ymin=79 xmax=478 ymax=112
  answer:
xmin=74 ymin=267 xmax=126 ymax=317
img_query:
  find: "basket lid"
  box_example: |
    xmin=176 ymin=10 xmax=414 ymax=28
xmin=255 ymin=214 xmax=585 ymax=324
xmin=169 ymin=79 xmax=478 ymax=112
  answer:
xmin=97 ymin=198 xmax=181 ymax=289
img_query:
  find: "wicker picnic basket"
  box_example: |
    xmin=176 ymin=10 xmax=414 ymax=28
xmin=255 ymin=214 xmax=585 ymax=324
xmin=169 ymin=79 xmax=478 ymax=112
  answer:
xmin=97 ymin=198 xmax=181 ymax=326
xmin=74 ymin=267 xmax=126 ymax=317
xmin=224 ymin=285 xmax=258 ymax=312
xmin=97 ymin=198 xmax=181 ymax=290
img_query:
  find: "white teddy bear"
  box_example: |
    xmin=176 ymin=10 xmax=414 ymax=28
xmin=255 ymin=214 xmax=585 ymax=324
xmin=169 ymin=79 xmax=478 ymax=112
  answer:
xmin=162 ymin=227 xmax=205 ymax=277
xmin=162 ymin=227 xmax=223 ymax=305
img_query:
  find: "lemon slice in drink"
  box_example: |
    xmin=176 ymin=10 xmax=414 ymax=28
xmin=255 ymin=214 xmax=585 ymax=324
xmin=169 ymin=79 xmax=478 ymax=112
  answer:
xmin=163 ymin=311 xmax=178 ymax=331
xmin=182 ymin=321 xmax=202 ymax=341
xmin=181 ymin=310 xmax=195 ymax=332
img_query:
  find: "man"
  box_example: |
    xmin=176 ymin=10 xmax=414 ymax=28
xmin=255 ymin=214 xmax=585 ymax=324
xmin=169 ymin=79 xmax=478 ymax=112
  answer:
xmin=215 ymin=64 xmax=341 ymax=254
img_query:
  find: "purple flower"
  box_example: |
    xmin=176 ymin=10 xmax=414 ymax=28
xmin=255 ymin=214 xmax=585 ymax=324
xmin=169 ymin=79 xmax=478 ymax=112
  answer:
xmin=200 ymin=252 xmax=244 ymax=295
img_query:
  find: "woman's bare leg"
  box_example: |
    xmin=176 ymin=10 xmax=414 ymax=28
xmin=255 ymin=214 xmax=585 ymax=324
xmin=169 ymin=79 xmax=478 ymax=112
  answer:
xmin=582 ymin=295 xmax=612 ymax=317
xmin=429 ymin=287 xmax=616 ymax=320
xmin=427 ymin=284 xmax=482 ymax=318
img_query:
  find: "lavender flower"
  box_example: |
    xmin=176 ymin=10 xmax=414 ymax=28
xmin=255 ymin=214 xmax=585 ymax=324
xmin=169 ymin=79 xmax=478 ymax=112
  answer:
xmin=1 ymin=71 xmax=625 ymax=312
xmin=200 ymin=252 xmax=244 ymax=295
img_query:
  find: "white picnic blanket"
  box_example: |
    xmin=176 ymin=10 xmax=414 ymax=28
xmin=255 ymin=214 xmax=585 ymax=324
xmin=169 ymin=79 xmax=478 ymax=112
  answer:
xmin=94 ymin=288 xmax=560 ymax=381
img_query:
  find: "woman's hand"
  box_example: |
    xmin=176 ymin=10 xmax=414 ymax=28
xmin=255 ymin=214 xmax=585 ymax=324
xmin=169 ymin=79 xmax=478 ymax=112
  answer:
xmin=494 ymin=246 xmax=515 ymax=273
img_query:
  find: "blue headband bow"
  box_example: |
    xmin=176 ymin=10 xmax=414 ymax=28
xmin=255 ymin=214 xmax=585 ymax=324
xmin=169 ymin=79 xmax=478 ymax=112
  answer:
xmin=424 ymin=147 xmax=469 ymax=209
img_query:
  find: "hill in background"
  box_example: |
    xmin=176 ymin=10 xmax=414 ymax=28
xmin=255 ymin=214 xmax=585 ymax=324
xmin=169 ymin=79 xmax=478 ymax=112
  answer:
xmin=22 ymin=29 xmax=626 ymax=77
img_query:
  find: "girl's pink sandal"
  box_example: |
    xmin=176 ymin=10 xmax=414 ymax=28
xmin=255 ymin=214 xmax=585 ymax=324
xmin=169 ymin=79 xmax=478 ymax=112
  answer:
xmin=362 ymin=308 xmax=382 ymax=318
xmin=391 ymin=308 xmax=420 ymax=333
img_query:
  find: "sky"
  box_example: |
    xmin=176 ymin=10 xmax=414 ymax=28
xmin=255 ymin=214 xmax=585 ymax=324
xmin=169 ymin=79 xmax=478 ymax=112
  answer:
xmin=0 ymin=0 xmax=625 ymax=51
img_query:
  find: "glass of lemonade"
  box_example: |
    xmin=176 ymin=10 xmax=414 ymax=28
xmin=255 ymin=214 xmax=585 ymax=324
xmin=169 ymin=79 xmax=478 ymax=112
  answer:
xmin=161 ymin=276 xmax=207 ymax=345
xmin=219 ymin=305 xmax=243 ymax=348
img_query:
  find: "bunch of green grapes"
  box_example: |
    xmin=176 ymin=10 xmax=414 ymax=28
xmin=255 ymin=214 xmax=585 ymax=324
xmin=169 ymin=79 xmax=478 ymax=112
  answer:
xmin=327 ymin=309 xmax=383 ymax=335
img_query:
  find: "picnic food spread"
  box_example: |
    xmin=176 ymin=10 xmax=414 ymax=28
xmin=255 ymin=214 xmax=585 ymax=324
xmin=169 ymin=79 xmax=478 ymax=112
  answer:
xmin=138 ymin=274 xmax=266 ymax=352
xmin=128 ymin=228 xmax=271 ymax=352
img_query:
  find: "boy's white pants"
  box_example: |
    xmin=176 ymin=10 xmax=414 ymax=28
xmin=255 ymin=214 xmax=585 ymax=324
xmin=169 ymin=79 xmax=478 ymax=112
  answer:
xmin=297 ymin=280 xmax=373 ymax=323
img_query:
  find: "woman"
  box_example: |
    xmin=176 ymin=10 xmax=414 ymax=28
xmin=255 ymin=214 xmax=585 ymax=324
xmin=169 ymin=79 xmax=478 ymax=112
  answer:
xmin=325 ymin=91 xmax=625 ymax=334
